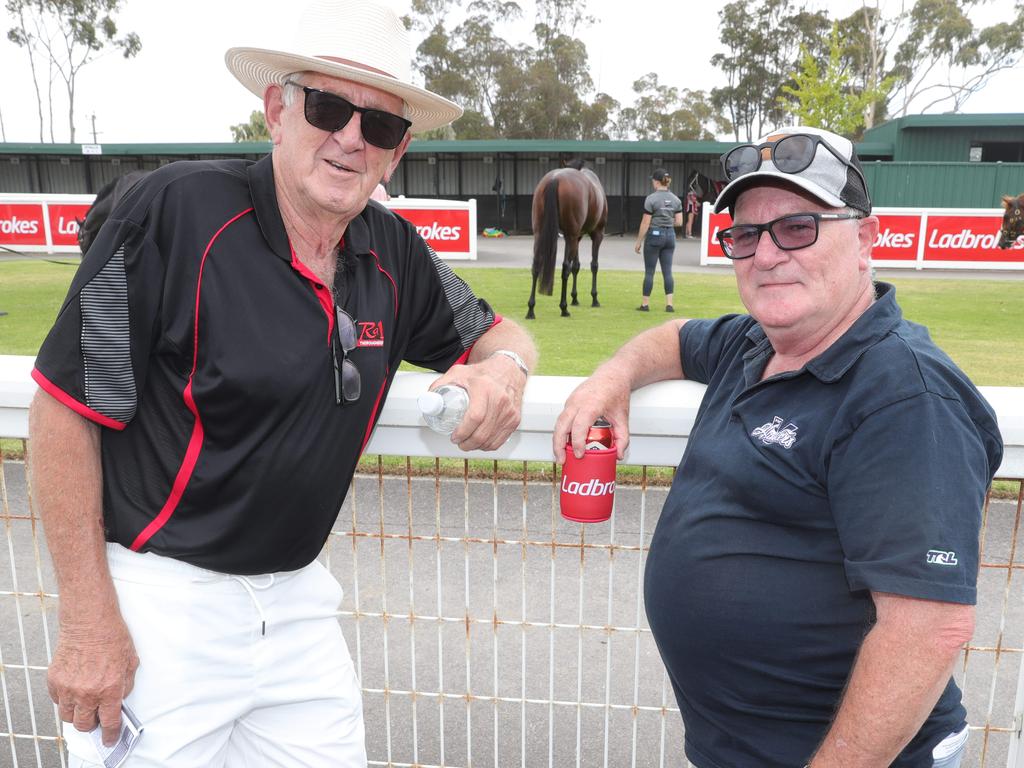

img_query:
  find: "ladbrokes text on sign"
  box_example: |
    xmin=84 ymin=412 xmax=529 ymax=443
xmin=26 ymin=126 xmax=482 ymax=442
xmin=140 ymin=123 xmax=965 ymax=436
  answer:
xmin=389 ymin=208 xmax=469 ymax=253
xmin=48 ymin=204 xmax=91 ymax=246
xmin=0 ymin=204 xmax=47 ymax=246
xmin=870 ymin=215 xmax=918 ymax=261
xmin=704 ymin=209 xmax=1023 ymax=266
xmin=0 ymin=202 xmax=92 ymax=248
xmin=925 ymin=215 xmax=1024 ymax=261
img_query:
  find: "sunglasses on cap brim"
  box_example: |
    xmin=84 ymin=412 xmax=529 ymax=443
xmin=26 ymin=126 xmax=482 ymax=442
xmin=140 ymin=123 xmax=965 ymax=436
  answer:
xmin=720 ymin=133 xmax=869 ymax=197
xmin=285 ymin=80 xmax=411 ymax=150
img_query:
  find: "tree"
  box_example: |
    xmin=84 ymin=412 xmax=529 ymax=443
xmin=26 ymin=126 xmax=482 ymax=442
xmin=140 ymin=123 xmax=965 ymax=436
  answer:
xmin=406 ymin=0 xmax=610 ymax=140
xmin=622 ymin=73 xmax=731 ymax=141
xmin=710 ymin=0 xmax=830 ymax=140
xmin=6 ymin=0 xmax=141 ymax=143
xmin=887 ymin=0 xmax=1024 ymax=115
xmin=407 ymin=0 xmax=523 ymax=138
xmin=781 ymin=26 xmax=894 ymax=137
xmin=229 ymin=111 xmax=270 ymax=142
xmin=831 ymin=0 xmax=1024 ymax=125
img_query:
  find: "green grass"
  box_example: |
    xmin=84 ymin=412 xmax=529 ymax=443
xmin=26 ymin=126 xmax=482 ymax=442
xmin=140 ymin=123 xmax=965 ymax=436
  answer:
xmin=0 ymin=260 xmax=78 ymax=355
xmin=448 ymin=268 xmax=1024 ymax=386
xmin=2 ymin=260 xmax=1022 ymax=383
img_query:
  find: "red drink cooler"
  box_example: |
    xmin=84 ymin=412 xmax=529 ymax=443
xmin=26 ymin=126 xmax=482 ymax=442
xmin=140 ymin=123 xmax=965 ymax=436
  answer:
xmin=560 ymin=444 xmax=617 ymax=523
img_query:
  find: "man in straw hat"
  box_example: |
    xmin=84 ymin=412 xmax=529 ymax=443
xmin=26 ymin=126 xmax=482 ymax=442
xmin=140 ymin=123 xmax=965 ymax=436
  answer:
xmin=28 ymin=0 xmax=535 ymax=764
xmin=554 ymin=125 xmax=1001 ymax=767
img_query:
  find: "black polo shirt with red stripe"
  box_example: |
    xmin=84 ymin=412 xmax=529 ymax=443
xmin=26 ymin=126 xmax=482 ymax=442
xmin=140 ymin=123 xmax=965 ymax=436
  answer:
xmin=33 ymin=155 xmax=497 ymax=575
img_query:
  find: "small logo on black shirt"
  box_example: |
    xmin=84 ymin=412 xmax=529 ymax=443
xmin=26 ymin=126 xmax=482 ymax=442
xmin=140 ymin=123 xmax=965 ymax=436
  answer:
xmin=357 ymin=321 xmax=384 ymax=348
xmin=926 ymin=549 xmax=958 ymax=566
xmin=751 ymin=416 xmax=798 ymax=449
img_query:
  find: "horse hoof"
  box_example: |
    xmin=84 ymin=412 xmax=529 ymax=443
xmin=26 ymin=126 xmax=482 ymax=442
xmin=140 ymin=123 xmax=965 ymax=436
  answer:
xmin=561 ymin=310 xmax=571 ymax=318
xmin=591 ymin=300 xmax=601 ymax=308
xmin=571 ymin=299 xmax=579 ymax=306
xmin=526 ymin=311 xmax=535 ymax=320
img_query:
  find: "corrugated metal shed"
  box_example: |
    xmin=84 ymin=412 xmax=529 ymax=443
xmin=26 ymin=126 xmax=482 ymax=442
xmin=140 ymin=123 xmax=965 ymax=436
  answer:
xmin=862 ymin=161 xmax=1024 ymax=208
xmin=2 ymin=119 xmax=1021 ymax=233
xmin=862 ymin=114 xmax=1024 ymax=162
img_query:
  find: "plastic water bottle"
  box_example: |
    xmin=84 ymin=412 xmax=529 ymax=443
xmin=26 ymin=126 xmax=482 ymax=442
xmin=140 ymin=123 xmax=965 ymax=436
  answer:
xmin=418 ymin=385 xmax=469 ymax=435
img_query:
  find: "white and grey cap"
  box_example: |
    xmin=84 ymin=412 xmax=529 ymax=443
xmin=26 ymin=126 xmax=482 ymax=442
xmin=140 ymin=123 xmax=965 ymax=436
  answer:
xmin=713 ymin=126 xmax=871 ymax=215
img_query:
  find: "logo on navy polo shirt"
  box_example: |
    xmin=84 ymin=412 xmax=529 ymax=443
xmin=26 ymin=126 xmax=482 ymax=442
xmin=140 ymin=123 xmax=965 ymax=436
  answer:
xmin=926 ymin=549 xmax=958 ymax=566
xmin=751 ymin=416 xmax=799 ymax=449
xmin=357 ymin=321 xmax=384 ymax=348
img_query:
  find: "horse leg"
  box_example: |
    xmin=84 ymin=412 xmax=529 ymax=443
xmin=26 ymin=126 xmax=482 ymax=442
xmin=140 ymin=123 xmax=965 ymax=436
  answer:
xmin=559 ymin=239 xmax=576 ymax=317
xmin=569 ymin=236 xmax=582 ymax=307
xmin=589 ymin=229 xmax=603 ymax=308
xmin=527 ymin=272 xmax=539 ymax=319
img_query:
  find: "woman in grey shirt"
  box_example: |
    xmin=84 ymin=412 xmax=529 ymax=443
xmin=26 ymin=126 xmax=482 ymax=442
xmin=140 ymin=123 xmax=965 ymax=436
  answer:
xmin=634 ymin=168 xmax=683 ymax=312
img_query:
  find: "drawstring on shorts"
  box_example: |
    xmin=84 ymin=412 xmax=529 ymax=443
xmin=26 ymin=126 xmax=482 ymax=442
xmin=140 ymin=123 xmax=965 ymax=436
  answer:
xmin=230 ymin=573 xmax=277 ymax=636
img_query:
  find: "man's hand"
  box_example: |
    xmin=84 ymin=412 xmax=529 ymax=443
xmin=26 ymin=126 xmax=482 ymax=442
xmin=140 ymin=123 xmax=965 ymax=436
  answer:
xmin=553 ymin=366 xmax=633 ymax=463
xmin=430 ymin=353 xmax=525 ymax=451
xmin=49 ymin=614 xmax=139 ymax=746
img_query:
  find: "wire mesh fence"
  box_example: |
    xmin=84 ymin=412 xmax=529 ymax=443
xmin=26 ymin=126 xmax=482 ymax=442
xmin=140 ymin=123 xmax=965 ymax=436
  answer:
xmin=2 ymin=444 xmax=1022 ymax=768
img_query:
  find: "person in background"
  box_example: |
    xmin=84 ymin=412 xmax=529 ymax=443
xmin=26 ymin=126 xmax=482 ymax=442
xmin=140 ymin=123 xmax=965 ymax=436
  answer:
xmin=684 ymin=187 xmax=699 ymax=238
xmin=555 ymin=125 xmax=1001 ymax=768
xmin=28 ymin=0 xmax=536 ymax=765
xmin=634 ymin=167 xmax=683 ymax=312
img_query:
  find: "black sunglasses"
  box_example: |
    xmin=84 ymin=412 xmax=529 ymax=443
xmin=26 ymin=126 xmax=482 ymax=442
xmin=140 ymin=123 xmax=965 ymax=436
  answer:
xmin=716 ymin=211 xmax=865 ymax=260
xmin=332 ymin=307 xmax=361 ymax=405
xmin=285 ymin=80 xmax=411 ymax=150
xmin=720 ymin=133 xmax=869 ymax=193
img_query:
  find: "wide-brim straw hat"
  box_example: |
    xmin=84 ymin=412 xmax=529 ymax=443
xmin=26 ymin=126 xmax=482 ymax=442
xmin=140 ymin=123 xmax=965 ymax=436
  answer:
xmin=225 ymin=0 xmax=463 ymax=134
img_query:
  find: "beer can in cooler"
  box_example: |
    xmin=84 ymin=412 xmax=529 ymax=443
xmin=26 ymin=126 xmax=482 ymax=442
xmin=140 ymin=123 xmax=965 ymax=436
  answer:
xmin=585 ymin=418 xmax=613 ymax=451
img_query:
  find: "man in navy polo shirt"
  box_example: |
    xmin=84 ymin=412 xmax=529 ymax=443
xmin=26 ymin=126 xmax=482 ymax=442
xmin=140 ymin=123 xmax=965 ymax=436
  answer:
xmin=28 ymin=1 xmax=535 ymax=765
xmin=554 ymin=126 xmax=1002 ymax=767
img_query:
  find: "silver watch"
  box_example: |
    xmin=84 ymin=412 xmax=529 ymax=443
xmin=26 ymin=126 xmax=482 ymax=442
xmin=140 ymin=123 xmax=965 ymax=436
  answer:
xmin=490 ymin=349 xmax=529 ymax=376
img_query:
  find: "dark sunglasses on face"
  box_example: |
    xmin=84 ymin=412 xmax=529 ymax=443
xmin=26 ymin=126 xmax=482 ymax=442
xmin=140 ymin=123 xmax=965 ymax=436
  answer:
xmin=285 ymin=80 xmax=411 ymax=150
xmin=720 ymin=133 xmax=869 ymax=193
xmin=716 ymin=211 xmax=865 ymax=260
xmin=332 ymin=307 xmax=361 ymax=405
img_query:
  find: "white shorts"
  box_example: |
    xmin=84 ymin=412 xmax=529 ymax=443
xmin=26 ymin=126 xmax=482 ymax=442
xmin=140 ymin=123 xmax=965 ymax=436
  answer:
xmin=65 ymin=544 xmax=366 ymax=768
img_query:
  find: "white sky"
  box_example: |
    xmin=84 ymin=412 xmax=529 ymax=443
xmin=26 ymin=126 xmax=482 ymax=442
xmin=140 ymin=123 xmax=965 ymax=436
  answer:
xmin=0 ymin=0 xmax=1020 ymax=144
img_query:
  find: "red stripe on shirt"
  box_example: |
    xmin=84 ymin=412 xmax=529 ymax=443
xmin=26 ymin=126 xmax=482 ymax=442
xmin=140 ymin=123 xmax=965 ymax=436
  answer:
xmin=453 ymin=313 xmax=504 ymax=366
xmin=30 ymin=369 xmax=127 ymax=431
xmin=130 ymin=207 xmax=253 ymax=552
xmin=359 ymin=363 xmax=391 ymax=456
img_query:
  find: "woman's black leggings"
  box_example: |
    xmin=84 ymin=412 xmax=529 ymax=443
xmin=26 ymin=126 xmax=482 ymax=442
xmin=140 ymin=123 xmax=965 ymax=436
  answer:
xmin=642 ymin=229 xmax=675 ymax=296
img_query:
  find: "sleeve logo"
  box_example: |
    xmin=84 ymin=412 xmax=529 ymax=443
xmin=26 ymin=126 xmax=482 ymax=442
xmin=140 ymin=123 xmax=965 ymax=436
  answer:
xmin=357 ymin=321 xmax=385 ymax=348
xmin=925 ymin=549 xmax=958 ymax=566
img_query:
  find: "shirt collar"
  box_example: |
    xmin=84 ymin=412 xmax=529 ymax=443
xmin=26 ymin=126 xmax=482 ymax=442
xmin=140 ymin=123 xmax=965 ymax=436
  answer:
xmin=743 ymin=281 xmax=903 ymax=384
xmin=340 ymin=210 xmax=371 ymax=258
xmin=246 ymin=154 xmax=290 ymax=263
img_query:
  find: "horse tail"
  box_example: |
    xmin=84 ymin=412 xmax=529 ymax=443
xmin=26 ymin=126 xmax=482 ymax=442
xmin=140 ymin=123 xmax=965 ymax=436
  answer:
xmin=534 ymin=178 xmax=560 ymax=295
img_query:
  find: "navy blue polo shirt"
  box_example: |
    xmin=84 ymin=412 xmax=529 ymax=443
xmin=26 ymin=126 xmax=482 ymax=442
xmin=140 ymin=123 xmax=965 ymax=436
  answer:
xmin=644 ymin=283 xmax=1002 ymax=768
xmin=33 ymin=156 xmax=497 ymax=575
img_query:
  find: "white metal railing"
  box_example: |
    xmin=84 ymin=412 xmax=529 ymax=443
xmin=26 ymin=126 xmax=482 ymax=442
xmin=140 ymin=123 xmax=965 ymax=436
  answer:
xmin=2 ymin=357 xmax=1023 ymax=767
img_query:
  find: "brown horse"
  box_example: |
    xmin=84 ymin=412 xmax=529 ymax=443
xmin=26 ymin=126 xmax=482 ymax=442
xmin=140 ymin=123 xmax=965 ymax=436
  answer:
xmin=527 ymin=164 xmax=608 ymax=319
xmin=997 ymin=193 xmax=1024 ymax=249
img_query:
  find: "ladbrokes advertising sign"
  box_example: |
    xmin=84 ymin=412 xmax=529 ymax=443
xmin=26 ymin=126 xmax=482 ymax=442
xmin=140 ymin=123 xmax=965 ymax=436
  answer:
xmin=702 ymin=206 xmax=1023 ymax=269
xmin=387 ymin=207 xmax=470 ymax=254
xmin=0 ymin=195 xmax=93 ymax=253
xmin=383 ymin=198 xmax=477 ymax=259
xmin=0 ymin=194 xmax=479 ymax=260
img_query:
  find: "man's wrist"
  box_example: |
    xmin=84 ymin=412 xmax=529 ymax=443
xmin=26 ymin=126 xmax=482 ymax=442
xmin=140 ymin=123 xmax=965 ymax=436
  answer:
xmin=489 ymin=349 xmax=529 ymax=376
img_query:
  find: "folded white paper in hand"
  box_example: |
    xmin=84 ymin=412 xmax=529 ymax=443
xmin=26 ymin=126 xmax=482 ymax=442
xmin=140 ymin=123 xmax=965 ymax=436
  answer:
xmin=88 ymin=704 xmax=144 ymax=768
